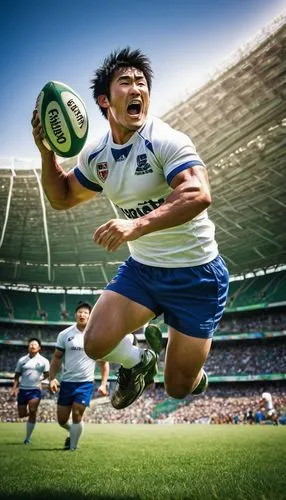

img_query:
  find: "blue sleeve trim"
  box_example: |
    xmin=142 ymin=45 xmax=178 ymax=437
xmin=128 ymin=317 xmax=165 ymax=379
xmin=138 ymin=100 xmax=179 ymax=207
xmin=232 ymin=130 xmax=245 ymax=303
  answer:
xmin=74 ymin=167 xmax=103 ymax=192
xmin=166 ymin=160 xmax=204 ymax=185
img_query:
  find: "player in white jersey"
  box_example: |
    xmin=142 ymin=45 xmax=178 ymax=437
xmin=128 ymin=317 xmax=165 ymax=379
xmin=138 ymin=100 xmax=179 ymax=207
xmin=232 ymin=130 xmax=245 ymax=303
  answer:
xmin=11 ymin=338 xmax=50 ymax=444
xmin=49 ymin=302 xmax=109 ymax=450
xmin=32 ymin=47 xmax=229 ymax=410
xmin=259 ymin=391 xmax=278 ymax=425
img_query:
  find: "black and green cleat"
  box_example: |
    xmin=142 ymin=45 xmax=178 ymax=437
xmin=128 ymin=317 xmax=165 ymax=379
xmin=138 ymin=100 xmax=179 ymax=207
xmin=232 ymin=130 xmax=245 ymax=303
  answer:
xmin=145 ymin=324 xmax=163 ymax=355
xmin=64 ymin=436 xmax=70 ymax=450
xmin=111 ymin=349 xmax=158 ymax=409
xmin=192 ymin=370 xmax=208 ymax=395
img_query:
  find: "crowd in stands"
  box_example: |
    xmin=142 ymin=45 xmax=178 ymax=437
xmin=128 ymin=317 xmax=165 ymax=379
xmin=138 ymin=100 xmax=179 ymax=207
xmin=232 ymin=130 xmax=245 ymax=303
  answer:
xmin=0 ymin=384 xmax=285 ymax=425
xmin=1 ymin=339 xmax=285 ymax=376
xmin=218 ymin=311 xmax=286 ymax=333
xmin=204 ymin=341 xmax=286 ymax=375
xmin=1 ymin=309 xmax=285 ymax=343
xmin=0 ymin=324 xmax=59 ymax=342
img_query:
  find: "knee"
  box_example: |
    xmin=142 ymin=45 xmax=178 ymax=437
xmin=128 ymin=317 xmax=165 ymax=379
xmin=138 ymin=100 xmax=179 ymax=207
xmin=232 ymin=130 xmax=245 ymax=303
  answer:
xmin=72 ymin=410 xmax=83 ymax=424
xmin=58 ymin=417 xmax=68 ymax=427
xmin=165 ymin=373 xmax=193 ymax=399
xmin=165 ymin=383 xmax=190 ymax=400
xmin=84 ymin=333 xmax=101 ymax=360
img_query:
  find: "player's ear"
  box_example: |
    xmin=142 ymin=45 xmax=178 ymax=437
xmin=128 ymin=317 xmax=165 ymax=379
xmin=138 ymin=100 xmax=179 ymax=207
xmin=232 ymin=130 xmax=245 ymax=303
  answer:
xmin=97 ymin=95 xmax=109 ymax=108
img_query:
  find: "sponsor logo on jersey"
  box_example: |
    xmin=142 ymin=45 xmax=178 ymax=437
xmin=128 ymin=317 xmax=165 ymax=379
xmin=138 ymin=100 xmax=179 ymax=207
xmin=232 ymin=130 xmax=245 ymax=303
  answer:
xmin=117 ymin=198 xmax=165 ymax=219
xmin=67 ymin=336 xmax=75 ymax=342
xmin=97 ymin=162 xmax=108 ymax=182
xmin=135 ymin=154 xmax=153 ymax=175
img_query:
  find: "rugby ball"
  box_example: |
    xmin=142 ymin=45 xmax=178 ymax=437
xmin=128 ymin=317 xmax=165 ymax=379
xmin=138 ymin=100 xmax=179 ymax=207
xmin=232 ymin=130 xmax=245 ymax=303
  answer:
xmin=36 ymin=81 xmax=89 ymax=157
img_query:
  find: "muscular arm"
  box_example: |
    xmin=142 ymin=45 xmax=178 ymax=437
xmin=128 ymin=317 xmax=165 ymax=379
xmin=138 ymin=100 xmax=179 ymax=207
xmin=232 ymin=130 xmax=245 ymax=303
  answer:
xmin=137 ymin=165 xmax=211 ymax=234
xmin=49 ymin=349 xmax=64 ymax=392
xmin=96 ymin=360 xmax=109 ymax=396
xmin=94 ymin=165 xmax=211 ymax=251
xmin=32 ymin=111 xmax=96 ymax=210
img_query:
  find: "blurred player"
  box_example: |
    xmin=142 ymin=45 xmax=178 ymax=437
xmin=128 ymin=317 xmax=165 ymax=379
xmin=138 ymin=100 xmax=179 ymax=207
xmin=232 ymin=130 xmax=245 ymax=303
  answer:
xmin=259 ymin=391 xmax=278 ymax=425
xmin=32 ymin=47 xmax=229 ymax=411
xmin=49 ymin=302 xmax=109 ymax=450
xmin=11 ymin=338 xmax=50 ymax=445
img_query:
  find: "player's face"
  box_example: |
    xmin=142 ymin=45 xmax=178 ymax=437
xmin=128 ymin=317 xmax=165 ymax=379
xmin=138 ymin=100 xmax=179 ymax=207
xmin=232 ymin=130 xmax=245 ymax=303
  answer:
xmin=28 ymin=341 xmax=41 ymax=355
xmin=75 ymin=307 xmax=90 ymax=328
xmin=105 ymin=67 xmax=150 ymax=142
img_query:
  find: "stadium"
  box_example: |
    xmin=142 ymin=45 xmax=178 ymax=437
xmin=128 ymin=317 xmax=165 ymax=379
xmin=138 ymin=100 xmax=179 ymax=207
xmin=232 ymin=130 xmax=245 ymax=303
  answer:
xmin=0 ymin=13 xmax=286 ymax=500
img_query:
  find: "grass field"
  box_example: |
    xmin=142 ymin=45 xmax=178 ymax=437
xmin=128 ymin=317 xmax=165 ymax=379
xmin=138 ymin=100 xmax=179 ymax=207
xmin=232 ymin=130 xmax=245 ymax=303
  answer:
xmin=0 ymin=423 xmax=285 ymax=500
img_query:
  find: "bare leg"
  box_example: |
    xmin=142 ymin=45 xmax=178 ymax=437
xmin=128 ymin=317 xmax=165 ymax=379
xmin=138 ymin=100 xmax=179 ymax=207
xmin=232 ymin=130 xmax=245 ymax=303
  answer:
xmin=164 ymin=327 xmax=212 ymax=399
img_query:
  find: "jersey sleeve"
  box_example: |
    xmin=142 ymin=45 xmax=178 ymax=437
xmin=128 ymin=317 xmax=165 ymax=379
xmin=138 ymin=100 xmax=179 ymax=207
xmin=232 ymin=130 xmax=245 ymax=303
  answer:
xmin=56 ymin=331 xmax=66 ymax=352
xmin=73 ymin=143 xmax=103 ymax=192
xmin=15 ymin=359 xmax=23 ymax=374
xmin=157 ymin=128 xmax=205 ymax=185
xmin=43 ymin=357 xmax=50 ymax=372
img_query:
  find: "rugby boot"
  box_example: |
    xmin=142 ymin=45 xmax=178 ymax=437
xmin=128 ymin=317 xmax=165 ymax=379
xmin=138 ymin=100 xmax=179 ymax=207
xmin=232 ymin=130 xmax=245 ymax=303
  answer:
xmin=111 ymin=349 xmax=158 ymax=409
xmin=145 ymin=324 xmax=163 ymax=355
xmin=192 ymin=369 xmax=208 ymax=395
xmin=64 ymin=436 xmax=71 ymax=450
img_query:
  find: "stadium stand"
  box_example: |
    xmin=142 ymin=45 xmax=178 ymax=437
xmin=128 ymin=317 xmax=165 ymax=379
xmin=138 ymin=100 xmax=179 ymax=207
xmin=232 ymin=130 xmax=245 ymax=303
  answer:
xmin=0 ymin=15 xmax=285 ymax=424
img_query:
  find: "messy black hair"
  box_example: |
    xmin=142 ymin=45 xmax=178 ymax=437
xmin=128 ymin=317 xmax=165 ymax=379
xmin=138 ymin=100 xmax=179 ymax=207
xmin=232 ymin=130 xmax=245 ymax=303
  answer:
xmin=90 ymin=47 xmax=153 ymax=118
xmin=75 ymin=301 xmax=92 ymax=313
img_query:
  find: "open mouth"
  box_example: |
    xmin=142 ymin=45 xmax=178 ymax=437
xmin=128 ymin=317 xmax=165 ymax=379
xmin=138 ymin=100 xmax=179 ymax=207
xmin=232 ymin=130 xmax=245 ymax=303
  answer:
xmin=127 ymin=101 xmax=141 ymax=116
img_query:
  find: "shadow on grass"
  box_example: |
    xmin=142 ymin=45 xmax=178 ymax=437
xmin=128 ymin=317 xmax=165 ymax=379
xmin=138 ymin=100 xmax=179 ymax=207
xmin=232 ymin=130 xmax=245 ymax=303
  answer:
xmin=3 ymin=444 xmax=65 ymax=451
xmin=2 ymin=443 xmax=23 ymax=446
xmin=29 ymin=448 xmax=67 ymax=451
xmin=0 ymin=493 xmax=140 ymax=500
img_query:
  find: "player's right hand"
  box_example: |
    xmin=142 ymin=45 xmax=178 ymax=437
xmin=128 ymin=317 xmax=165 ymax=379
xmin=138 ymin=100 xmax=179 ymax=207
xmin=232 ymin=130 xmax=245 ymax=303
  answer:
xmin=49 ymin=379 xmax=59 ymax=393
xmin=31 ymin=110 xmax=53 ymax=156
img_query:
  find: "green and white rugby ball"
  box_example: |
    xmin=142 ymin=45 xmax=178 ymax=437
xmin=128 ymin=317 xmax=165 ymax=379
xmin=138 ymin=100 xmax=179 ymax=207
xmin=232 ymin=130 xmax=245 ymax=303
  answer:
xmin=36 ymin=81 xmax=89 ymax=157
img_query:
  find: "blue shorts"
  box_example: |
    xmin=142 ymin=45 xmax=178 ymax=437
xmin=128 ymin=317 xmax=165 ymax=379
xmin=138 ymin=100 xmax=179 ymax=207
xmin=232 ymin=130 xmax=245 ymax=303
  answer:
xmin=58 ymin=381 xmax=94 ymax=407
xmin=17 ymin=388 xmax=42 ymax=406
xmin=106 ymin=255 xmax=229 ymax=339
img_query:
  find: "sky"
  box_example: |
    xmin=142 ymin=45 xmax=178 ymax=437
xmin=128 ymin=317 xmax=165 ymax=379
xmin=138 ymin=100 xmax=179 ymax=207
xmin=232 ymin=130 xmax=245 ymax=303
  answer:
xmin=0 ymin=0 xmax=285 ymax=159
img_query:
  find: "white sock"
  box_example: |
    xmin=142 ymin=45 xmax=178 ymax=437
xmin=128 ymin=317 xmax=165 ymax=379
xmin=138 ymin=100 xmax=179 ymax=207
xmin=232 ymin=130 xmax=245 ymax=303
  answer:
xmin=102 ymin=334 xmax=142 ymax=368
xmin=26 ymin=422 xmax=35 ymax=441
xmin=59 ymin=422 xmax=71 ymax=432
xmin=70 ymin=422 xmax=84 ymax=449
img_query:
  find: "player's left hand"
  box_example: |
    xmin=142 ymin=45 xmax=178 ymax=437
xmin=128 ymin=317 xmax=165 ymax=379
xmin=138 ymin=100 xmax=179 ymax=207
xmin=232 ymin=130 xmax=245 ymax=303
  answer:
xmin=93 ymin=219 xmax=142 ymax=251
xmin=97 ymin=384 xmax=108 ymax=397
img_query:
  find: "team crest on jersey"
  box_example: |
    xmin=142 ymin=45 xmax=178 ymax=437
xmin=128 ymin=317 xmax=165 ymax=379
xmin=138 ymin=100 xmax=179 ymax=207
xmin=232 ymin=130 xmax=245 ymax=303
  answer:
xmin=97 ymin=162 xmax=109 ymax=182
xmin=67 ymin=336 xmax=74 ymax=342
xmin=135 ymin=154 xmax=153 ymax=175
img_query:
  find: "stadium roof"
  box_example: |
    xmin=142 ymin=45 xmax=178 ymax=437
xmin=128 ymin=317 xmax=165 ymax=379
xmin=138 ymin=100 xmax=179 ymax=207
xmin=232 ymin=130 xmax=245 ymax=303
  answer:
xmin=0 ymin=15 xmax=286 ymax=289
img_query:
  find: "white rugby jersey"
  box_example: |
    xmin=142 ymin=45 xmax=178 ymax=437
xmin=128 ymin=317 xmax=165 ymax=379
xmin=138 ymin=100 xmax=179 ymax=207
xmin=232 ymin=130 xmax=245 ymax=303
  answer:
xmin=56 ymin=324 xmax=95 ymax=382
xmin=15 ymin=353 xmax=50 ymax=390
xmin=262 ymin=392 xmax=273 ymax=411
xmin=74 ymin=116 xmax=218 ymax=267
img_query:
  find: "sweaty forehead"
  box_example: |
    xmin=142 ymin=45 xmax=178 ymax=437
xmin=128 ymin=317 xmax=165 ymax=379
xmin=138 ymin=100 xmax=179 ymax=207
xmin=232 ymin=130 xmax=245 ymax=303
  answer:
xmin=113 ymin=67 xmax=145 ymax=80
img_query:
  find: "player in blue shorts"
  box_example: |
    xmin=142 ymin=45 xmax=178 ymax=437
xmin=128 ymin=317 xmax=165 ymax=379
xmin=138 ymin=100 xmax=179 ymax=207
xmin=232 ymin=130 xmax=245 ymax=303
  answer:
xmin=49 ymin=302 xmax=109 ymax=450
xmin=32 ymin=47 xmax=229 ymax=410
xmin=11 ymin=338 xmax=50 ymax=444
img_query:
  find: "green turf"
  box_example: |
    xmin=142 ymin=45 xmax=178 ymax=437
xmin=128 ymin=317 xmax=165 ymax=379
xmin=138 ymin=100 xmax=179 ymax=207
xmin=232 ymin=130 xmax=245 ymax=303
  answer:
xmin=0 ymin=423 xmax=285 ymax=500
